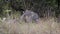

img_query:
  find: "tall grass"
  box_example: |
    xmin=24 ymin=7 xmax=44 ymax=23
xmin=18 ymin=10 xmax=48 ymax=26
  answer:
xmin=0 ymin=16 xmax=60 ymax=34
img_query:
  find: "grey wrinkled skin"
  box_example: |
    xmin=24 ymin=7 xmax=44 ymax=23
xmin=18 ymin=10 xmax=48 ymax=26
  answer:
xmin=20 ymin=10 xmax=39 ymax=23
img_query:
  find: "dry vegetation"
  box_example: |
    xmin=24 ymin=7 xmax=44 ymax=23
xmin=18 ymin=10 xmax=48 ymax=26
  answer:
xmin=0 ymin=17 xmax=60 ymax=34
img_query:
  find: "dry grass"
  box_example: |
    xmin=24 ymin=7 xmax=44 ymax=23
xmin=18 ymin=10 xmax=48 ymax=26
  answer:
xmin=0 ymin=17 xmax=60 ymax=34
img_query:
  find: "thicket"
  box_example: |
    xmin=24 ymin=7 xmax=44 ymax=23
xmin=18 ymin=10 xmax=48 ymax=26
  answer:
xmin=0 ymin=0 xmax=59 ymax=18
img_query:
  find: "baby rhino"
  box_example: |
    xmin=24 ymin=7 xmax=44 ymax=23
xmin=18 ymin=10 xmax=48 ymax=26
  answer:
xmin=20 ymin=10 xmax=39 ymax=23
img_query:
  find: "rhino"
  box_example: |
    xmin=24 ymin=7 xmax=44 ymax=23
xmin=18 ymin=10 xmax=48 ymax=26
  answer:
xmin=20 ymin=10 xmax=39 ymax=23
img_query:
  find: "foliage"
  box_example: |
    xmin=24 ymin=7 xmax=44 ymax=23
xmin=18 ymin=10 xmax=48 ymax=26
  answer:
xmin=0 ymin=0 xmax=59 ymax=18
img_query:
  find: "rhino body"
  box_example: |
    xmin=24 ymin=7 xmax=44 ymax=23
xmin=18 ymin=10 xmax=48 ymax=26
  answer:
xmin=20 ymin=10 xmax=39 ymax=23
